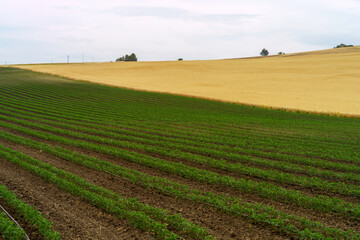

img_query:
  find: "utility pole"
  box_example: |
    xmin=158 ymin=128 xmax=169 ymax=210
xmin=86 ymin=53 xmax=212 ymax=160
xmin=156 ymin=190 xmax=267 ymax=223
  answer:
xmin=67 ymin=55 xmax=69 ymax=64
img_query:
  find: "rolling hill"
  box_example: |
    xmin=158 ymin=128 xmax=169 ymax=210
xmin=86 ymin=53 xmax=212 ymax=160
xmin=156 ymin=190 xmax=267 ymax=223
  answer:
xmin=18 ymin=46 xmax=360 ymax=116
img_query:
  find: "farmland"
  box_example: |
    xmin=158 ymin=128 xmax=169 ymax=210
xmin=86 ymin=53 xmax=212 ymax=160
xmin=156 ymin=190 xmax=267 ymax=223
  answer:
xmin=18 ymin=46 xmax=360 ymax=116
xmin=0 ymin=67 xmax=360 ymax=239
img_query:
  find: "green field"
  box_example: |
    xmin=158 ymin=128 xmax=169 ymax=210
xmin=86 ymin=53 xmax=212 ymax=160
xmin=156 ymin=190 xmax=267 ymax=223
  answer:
xmin=0 ymin=67 xmax=360 ymax=239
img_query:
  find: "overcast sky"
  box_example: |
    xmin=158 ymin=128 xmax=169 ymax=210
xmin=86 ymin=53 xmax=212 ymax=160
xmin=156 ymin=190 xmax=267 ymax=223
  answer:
xmin=0 ymin=0 xmax=359 ymax=64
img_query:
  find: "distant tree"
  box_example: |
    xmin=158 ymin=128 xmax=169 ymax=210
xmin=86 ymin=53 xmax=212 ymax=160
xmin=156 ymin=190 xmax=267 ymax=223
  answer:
xmin=178 ymin=58 xmax=183 ymax=61
xmin=127 ymin=53 xmax=137 ymax=61
xmin=334 ymin=43 xmax=353 ymax=48
xmin=278 ymin=52 xmax=285 ymax=55
xmin=260 ymin=48 xmax=269 ymax=56
xmin=116 ymin=53 xmax=138 ymax=62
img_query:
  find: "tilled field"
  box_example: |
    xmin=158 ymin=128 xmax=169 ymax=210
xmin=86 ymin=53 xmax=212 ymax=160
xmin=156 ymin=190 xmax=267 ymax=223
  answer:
xmin=0 ymin=67 xmax=360 ymax=239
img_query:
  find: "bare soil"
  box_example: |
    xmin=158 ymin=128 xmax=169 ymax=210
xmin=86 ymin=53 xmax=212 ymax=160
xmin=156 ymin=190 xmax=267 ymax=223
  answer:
xmin=0 ymin=157 xmax=153 ymax=240
xmin=0 ymin=136 xmax=288 ymax=240
xmin=0 ymin=126 xmax=359 ymax=238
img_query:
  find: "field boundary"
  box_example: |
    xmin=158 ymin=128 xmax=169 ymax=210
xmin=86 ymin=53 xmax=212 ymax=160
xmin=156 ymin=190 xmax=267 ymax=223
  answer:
xmin=13 ymin=66 xmax=360 ymax=119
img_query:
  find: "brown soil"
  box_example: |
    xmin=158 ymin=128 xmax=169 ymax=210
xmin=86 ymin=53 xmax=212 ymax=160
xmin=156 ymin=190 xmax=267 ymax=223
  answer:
xmin=5 ymin=120 xmax=359 ymax=203
xmin=1 ymin=104 xmax=356 ymax=168
xmin=4 ymin=108 xmax=359 ymax=188
xmin=0 ymin=127 xmax=359 ymax=236
xmin=0 ymin=136 xmax=288 ymax=240
xmin=0 ymin=198 xmax=43 ymax=239
xmin=36 ymin=112 xmax=356 ymax=169
xmin=0 ymin=158 xmax=153 ymax=240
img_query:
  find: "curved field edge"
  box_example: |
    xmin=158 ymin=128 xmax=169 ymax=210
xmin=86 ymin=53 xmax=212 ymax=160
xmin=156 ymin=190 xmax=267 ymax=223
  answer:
xmin=9 ymin=66 xmax=360 ymax=119
xmin=0 ymin=67 xmax=359 ymax=239
xmin=16 ymin=46 xmax=360 ymax=117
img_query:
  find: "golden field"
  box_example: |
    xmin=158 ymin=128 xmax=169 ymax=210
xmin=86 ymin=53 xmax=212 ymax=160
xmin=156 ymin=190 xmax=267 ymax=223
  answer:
xmin=18 ymin=47 xmax=360 ymax=116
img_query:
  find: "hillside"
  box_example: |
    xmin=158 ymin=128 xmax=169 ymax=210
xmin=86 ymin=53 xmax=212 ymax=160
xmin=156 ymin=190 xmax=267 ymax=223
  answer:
xmin=18 ymin=46 xmax=360 ymax=116
xmin=0 ymin=67 xmax=359 ymax=239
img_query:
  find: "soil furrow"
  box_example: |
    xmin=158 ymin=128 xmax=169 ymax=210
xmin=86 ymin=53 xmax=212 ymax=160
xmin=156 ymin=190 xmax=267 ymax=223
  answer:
xmin=0 ymin=130 xmax=358 ymax=234
xmin=0 ymin=199 xmax=43 ymax=239
xmin=0 ymin=139 xmax=287 ymax=240
xmin=6 ymin=121 xmax=359 ymax=204
xmin=0 ymin=157 xmax=153 ymax=240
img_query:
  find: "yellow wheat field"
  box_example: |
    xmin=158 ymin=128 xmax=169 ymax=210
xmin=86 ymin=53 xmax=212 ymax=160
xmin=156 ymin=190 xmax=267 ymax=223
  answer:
xmin=18 ymin=47 xmax=360 ymax=116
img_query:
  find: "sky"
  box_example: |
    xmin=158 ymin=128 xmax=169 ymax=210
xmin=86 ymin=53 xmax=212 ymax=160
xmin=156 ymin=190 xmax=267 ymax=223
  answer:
xmin=0 ymin=0 xmax=359 ymax=64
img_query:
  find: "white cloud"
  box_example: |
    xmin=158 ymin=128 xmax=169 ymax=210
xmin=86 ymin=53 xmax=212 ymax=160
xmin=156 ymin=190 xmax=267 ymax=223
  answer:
xmin=0 ymin=0 xmax=359 ymax=64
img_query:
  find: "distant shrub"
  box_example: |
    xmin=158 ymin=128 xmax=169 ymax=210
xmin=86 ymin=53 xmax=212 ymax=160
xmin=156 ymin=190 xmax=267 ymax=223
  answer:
xmin=116 ymin=53 xmax=138 ymax=62
xmin=334 ymin=43 xmax=353 ymax=48
xmin=278 ymin=52 xmax=285 ymax=55
xmin=178 ymin=58 xmax=183 ymax=61
xmin=260 ymin=48 xmax=269 ymax=56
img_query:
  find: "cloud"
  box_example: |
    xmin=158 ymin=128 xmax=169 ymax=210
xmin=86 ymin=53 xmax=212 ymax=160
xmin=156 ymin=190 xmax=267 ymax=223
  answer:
xmin=108 ymin=5 xmax=256 ymax=23
xmin=0 ymin=1 xmax=359 ymax=64
xmin=110 ymin=6 xmax=190 ymax=19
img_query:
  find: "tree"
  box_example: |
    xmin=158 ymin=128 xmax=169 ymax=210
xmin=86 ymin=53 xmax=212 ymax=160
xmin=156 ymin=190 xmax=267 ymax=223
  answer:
xmin=278 ymin=52 xmax=285 ymax=55
xmin=126 ymin=53 xmax=137 ymax=61
xmin=178 ymin=58 xmax=183 ymax=61
xmin=116 ymin=56 xmax=125 ymax=61
xmin=334 ymin=43 xmax=353 ymax=48
xmin=116 ymin=53 xmax=138 ymax=62
xmin=260 ymin=48 xmax=269 ymax=56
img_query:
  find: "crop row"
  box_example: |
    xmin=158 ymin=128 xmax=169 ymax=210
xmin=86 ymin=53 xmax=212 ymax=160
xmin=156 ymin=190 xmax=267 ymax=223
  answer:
xmin=5 ymin=82 xmax=359 ymax=139
xmin=0 ymin=144 xmax=215 ymax=240
xmin=0 ymin=88 xmax=357 ymax=163
xmin=2 ymin=69 xmax=359 ymax=137
xmin=3 ymin=95 xmax=359 ymax=165
xmin=0 ymin=184 xmax=61 ymax=239
xmin=0 ymin=211 xmax=27 ymax=240
xmin=0 ymin=80 xmax=253 ymax=115
xmin=0 ymin=99 xmax=325 ymax=159
xmin=1 ymin=120 xmax=359 ymax=221
xmin=2 ymin=68 xmax=360 ymax=238
xmin=9 ymin=108 xmax=360 ymax=183
xmin=1 ymin=111 xmax=360 ymax=199
xmin=4 ymin=89 xmax=355 ymax=160
xmin=0 ymin=101 xmax=359 ymax=181
xmin=0 ymin=130 xmax=358 ymax=239
xmin=0 ymin=102 xmax=353 ymax=168
xmin=0 ymin=85 xmax=316 ymax=141
xmin=2 ymin=101 xmax=358 ymax=174
xmin=0 ymin=78 xmax=353 ymax=129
